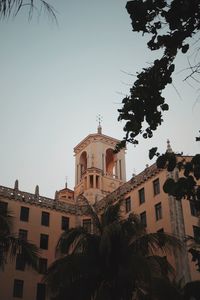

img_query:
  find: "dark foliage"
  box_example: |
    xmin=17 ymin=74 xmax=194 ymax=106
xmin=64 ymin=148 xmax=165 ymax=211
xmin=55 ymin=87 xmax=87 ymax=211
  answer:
xmin=117 ymin=0 xmax=200 ymax=149
xmin=44 ymin=202 xmax=181 ymax=300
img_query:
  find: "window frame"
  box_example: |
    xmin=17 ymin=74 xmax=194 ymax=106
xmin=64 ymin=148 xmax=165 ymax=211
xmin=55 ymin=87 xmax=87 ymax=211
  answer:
xmin=36 ymin=283 xmax=46 ymax=300
xmin=38 ymin=258 xmax=48 ymax=274
xmin=155 ymin=202 xmax=162 ymax=221
xmin=40 ymin=234 xmax=49 ymax=250
xmin=41 ymin=211 xmax=50 ymax=227
xmin=15 ymin=254 xmax=25 ymax=271
xmin=125 ymin=196 xmax=131 ymax=213
xmin=13 ymin=279 xmax=24 ymax=298
xmin=138 ymin=188 xmax=145 ymax=205
xmin=61 ymin=216 xmax=69 ymax=231
xmin=140 ymin=211 xmax=147 ymax=227
xmin=153 ymin=178 xmax=160 ymax=196
xmin=20 ymin=206 xmax=29 ymax=222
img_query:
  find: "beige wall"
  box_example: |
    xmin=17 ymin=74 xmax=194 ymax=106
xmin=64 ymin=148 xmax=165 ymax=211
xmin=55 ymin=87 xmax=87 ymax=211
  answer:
xmin=0 ymin=195 xmax=76 ymax=300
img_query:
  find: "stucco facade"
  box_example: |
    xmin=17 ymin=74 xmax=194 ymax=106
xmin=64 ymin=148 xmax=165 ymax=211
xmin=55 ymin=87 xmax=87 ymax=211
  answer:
xmin=0 ymin=128 xmax=199 ymax=300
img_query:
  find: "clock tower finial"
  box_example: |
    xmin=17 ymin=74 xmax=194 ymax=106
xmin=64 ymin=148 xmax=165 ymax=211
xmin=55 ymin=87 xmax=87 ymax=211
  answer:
xmin=96 ymin=114 xmax=102 ymax=134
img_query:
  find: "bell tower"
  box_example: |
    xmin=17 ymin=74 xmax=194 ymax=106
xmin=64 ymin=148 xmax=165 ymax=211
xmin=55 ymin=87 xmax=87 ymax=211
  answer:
xmin=74 ymin=124 xmax=126 ymax=204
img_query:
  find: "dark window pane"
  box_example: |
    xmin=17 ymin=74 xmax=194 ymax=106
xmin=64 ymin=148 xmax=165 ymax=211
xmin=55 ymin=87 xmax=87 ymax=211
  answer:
xmin=40 ymin=234 xmax=49 ymax=250
xmin=20 ymin=206 xmax=29 ymax=222
xmin=41 ymin=212 xmax=50 ymax=227
xmin=19 ymin=229 xmax=28 ymax=241
xmin=16 ymin=254 xmax=25 ymax=271
xmin=157 ymin=228 xmax=164 ymax=233
xmin=83 ymin=219 xmax=91 ymax=233
xmin=155 ymin=202 xmax=162 ymax=221
xmin=190 ymin=201 xmax=198 ymax=217
xmin=38 ymin=258 xmax=48 ymax=274
xmin=139 ymin=188 xmax=145 ymax=204
xmin=0 ymin=201 xmax=8 ymax=215
xmin=36 ymin=283 xmax=46 ymax=300
xmin=140 ymin=211 xmax=147 ymax=227
xmin=13 ymin=279 xmax=24 ymax=298
xmin=61 ymin=216 xmax=69 ymax=231
xmin=125 ymin=197 xmax=131 ymax=213
xmin=153 ymin=178 xmax=160 ymax=196
xmin=193 ymin=226 xmax=200 ymax=243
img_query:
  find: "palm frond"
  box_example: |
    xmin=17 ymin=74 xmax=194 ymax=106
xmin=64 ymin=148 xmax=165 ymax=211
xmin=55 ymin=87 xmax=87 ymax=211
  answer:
xmin=102 ymin=201 xmax=122 ymax=227
xmin=44 ymin=254 xmax=101 ymax=300
xmin=0 ymin=234 xmax=40 ymax=270
xmin=129 ymin=231 xmax=182 ymax=256
xmin=0 ymin=0 xmax=57 ymax=22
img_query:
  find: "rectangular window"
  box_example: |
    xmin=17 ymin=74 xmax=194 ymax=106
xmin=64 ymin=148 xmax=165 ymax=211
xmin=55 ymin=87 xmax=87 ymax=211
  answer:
xmin=40 ymin=234 xmax=49 ymax=250
xmin=83 ymin=219 xmax=92 ymax=233
xmin=38 ymin=258 xmax=48 ymax=274
xmin=41 ymin=211 xmax=50 ymax=227
xmin=153 ymin=178 xmax=160 ymax=195
xmin=125 ymin=197 xmax=131 ymax=213
xmin=193 ymin=226 xmax=200 ymax=243
xmin=157 ymin=228 xmax=164 ymax=233
xmin=36 ymin=283 xmax=46 ymax=300
xmin=89 ymin=175 xmax=93 ymax=188
xmin=16 ymin=254 xmax=25 ymax=271
xmin=155 ymin=202 xmax=162 ymax=221
xmin=61 ymin=216 xmax=69 ymax=231
xmin=19 ymin=229 xmax=28 ymax=241
xmin=140 ymin=211 xmax=147 ymax=227
xmin=13 ymin=279 xmax=24 ymax=298
xmin=0 ymin=201 xmax=8 ymax=215
xmin=190 ymin=201 xmax=198 ymax=217
xmin=139 ymin=188 xmax=145 ymax=205
xmin=20 ymin=206 xmax=29 ymax=222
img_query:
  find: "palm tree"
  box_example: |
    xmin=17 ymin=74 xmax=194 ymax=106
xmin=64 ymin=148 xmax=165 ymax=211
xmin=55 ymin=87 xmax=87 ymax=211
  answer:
xmin=0 ymin=205 xmax=39 ymax=270
xmin=44 ymin=200 xmax=182 ymax=300
xmin=0 ymin=0 xmax=56 ymax=20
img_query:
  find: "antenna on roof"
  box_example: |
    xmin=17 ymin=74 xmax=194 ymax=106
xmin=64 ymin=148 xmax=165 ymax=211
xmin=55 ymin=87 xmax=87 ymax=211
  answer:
xmin=96 ymin=114 xmax=102 ymax=134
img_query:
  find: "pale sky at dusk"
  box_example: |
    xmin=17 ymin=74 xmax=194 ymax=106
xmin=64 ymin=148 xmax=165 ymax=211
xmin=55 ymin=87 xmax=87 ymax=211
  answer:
xmin=0 ymin=0 xmax=199 ymax=198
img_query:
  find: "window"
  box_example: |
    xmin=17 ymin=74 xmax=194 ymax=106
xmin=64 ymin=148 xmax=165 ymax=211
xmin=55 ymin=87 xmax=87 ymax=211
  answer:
xmin=20 ymin=206 xmax=29 ymax=222
xmin=0 ymin=201 xmax=8 ymax=215
xmin=61 ymin=216 xmax=69 ymax=231
xmin=16 ymin=254 xmax=25 ymax=271
xmin=13 ymin=279 xmax=24 ymax=298
xmin=157 ymin=228 xmax=164 ymax=233
xmin=139 ymin=188 xmax=145 ymax=204
xmin=19 ymin=229 xmax=28 ymax=241
xmin=40 ymin=234 xmax=49 ymax=250
xmin=190 ymin=201 xmax=198 ymax=217
xmin=38 ymin=258 xmax=48 ymax=274
xmin=193 ymin=226 xmax=200 ymax=243
xmin=41 ymin=212 xmax=50 ymax=227
xmin=153 ymin=178 xmax=160 ymax=195
xmin=125 ymin=197 xmax=131 ymax=213
xmin=140 ymin=211 xmax=147 ymax=227
xmin=83 ymin=219 xmax=91 ymax=233
xmin=36 ymin=283 xmax=46 ymax=300
xmin=155 ymin=202 xmax=162 ymax=221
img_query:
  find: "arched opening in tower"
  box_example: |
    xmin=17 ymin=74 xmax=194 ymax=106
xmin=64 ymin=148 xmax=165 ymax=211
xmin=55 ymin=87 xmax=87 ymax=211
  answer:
xmin=80 ymin=151 xmax=87 ymax=178
xmin=106 ymin=148 xmax=115 ymax=176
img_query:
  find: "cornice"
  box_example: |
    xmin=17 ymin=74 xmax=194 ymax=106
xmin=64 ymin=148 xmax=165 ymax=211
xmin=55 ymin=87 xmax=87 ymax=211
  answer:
xmin=74 ymin=133 xmax=121 ymax=154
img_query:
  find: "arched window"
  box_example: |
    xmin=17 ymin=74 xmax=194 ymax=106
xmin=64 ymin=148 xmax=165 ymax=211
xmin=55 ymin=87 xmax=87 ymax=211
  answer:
xmin=106 ymin=148 xmax=115 ymax=176
xmin=80 ymin=151 xmax=87 ymax=177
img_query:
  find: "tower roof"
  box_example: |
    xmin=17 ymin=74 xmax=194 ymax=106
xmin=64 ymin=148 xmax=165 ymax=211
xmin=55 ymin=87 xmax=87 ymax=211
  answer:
xmin=74 ymin=133 xmax=121 ymax=154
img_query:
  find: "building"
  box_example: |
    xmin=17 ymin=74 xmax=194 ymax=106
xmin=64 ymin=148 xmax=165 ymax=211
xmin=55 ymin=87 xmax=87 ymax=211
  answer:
xmin=0 ymin=126 xmax=199 ymax=300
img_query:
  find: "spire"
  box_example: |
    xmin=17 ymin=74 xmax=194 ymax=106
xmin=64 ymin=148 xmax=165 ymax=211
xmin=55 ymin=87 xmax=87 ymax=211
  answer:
xmin=96 ymin=114 xmax=102 ymax=134
xmin=65 ymin=176 xmax=68 ymax=188
xmin=166 ymin=139 xmax=172 ymax=153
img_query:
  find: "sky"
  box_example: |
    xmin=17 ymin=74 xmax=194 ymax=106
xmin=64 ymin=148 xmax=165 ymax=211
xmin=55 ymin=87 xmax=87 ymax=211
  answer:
xmin=0 ymin=0 xmax=199 ymax=198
